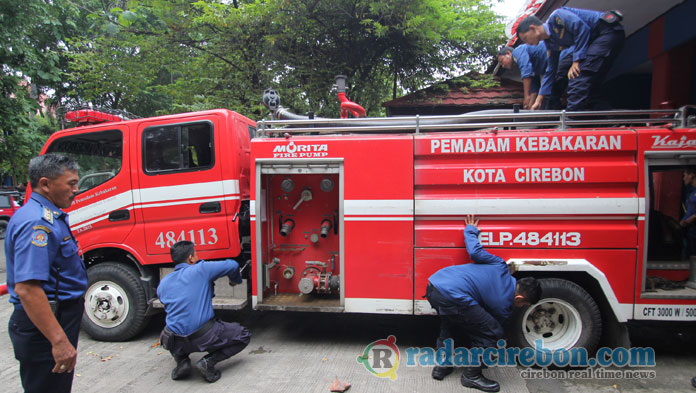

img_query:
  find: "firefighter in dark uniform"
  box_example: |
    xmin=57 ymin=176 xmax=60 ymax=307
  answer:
xmin=426 ymin=215 xmax=541 ymax=392
xmin=497 ymin=43 xmax=573 ymax=110
xmin=681 ymin=169 xmax=696 ymax=279
xmin=517 ymin=7 xmax=625 ymax=111
xmin=681 ymin=168 xmax=696 ymax=244
xmin=5 ymin=154 xmax=87 ymax=393
xmin=158 ymin=241 xmax=251 ymax=383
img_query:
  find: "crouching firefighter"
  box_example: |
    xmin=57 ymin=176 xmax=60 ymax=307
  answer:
xmin=158 ymin=241 xmax=251 ymax=383
xmin=426 ymin=215 xmax=541 ymax=392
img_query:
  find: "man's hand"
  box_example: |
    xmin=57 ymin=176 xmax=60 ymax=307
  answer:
xmin=15 ymin=281 xmax=77 ymax=373
xmin=568 ymin=61 xmax=581 ymax=79
xmin=465 ymin=214 xmax=479 ymax=229
xmin=51 ymin=338 xmax=77 ymax=373
xmin=531 ymin=95 xmax=543 ymax=110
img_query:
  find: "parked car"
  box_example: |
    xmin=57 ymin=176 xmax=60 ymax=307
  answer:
xmin=0 ymin=191 xmax=21 ymax=239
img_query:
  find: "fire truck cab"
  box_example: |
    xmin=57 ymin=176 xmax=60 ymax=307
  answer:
xmin=42 ymin=106 xmax=696 ymax=354
xmin=42 ymin=109 xmax=253 ymax=341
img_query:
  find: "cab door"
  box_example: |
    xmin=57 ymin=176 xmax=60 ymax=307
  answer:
xmin=44 ymin=128 xmax=135 ymax=247
xmin=136 ymin=115 xmax=230 ymax=255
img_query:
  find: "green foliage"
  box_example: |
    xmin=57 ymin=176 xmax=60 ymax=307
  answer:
xmin=62 ymin=0 xmax=504 ymax=118
xmin=0 ymin=0 xmax=77 ymax=184
xmin=0 ymin=82 xmax=50 ymax=184
xmin=1 ymin=0 xmax=506 ymax=183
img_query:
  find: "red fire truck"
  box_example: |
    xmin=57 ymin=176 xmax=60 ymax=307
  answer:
xmin=38 ymin=99 xmax=696 ymax=354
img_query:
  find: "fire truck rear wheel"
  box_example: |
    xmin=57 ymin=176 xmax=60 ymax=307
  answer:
xmin=508 ymin=278 xmax=602 ymax=355
xmin=82 ymin=263 xmax=150 ymax=341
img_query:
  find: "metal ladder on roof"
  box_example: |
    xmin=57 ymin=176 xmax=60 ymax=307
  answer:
xmin=256 ymin=106 xmax=696 ymax=136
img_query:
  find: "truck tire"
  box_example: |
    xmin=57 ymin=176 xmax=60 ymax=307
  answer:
xmin=0 ymin=220 xmax=7 ymax=239
xmin=82 ymin=262 xmax=150 ymax=341
xmin=507 ymin=278 xmax=602 ymax=355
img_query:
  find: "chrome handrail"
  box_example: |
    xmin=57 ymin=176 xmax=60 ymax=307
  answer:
xmin=256 ymin=107 xmax=693 ymax=137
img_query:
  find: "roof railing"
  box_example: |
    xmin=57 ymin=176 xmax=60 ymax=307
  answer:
xmin=256 ymin=106 xmax=696 ymax=137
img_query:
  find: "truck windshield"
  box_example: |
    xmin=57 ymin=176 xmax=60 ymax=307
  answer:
xmin=45 ymin=130 xmax=123 ymax=193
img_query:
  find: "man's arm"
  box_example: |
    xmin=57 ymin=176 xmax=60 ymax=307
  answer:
xmin=14 ymin=281 xmax=77 ymax=373
xmin=522 ymin=78 xmax=538 ymax=109
xmin=226 ymin=259 xmax=243 ymax=285
xmin=463 ymin=215 xmax=506 ymax=265
xmin=554 ymin=9 xmax=591 ymax=79
xmin=682 ymin=199 xmax=696 ymax=227
xmin=199 ymin=259 xmax=241 ymax=282
xmin=533 ymin=50 xmax=558 ymax=110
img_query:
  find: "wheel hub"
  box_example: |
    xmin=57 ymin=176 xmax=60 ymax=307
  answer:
xmin=85 ymin=281 xmax=129 ymax=328
xmin=522 ymin=298 xmax=582 ymax=350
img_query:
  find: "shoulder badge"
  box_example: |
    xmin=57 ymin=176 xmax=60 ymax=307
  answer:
xmin=42 ymin=207 xmax=54 ymax=224
xmin=32 ymin=225 xmax=52 ymax=234
xmin=32 ymin=229 xmax=48 ymax=247
xmin=555 ymin=16 xmax=564 ymax=26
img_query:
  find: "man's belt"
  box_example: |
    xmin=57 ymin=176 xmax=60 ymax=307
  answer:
xmin=189 ymin=318 xmax=216 ymax=340
xmin=165 ymin=318 xmax=216 ymax=341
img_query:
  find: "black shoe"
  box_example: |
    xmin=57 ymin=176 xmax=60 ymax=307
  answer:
xmin=195 ymin=356 xmax=222 ymax=383
xmin=432 ymin=366 xmax=454 ymax=380
xmin=691 ymin=376 xmax=696 ymax=388
xmin=461 ymin=368 xmax=500 ymax=392
xmin=171 ymin=356 xmax=191 ymax=380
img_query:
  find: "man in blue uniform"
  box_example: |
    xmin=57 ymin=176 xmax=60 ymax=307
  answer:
xmin=427 ymin=215 xmax=541 ymax=392
xmin=497 ymin=43 xmax=572 ymax=110
xmin=158 ymin=241 xmax=251 ymax=383
xmin=516 ymin=7 xmax=625 ymax=111
xmin=5 ymin=154 xmax=87 ymax=393
xmin=680 ymin=169 xmax=696 ymax=287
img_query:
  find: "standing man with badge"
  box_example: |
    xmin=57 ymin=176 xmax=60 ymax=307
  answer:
xmin=517 ymin=7 xmax=625 ymax=111
xmin=5 ymin=154 xmax=87 ymax=393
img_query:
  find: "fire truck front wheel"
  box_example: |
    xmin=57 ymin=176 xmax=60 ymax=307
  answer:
xmin=82 ymin=263 xmax=150 ymax=341
xmin=508 ymin=278 xmax=602 ymax=355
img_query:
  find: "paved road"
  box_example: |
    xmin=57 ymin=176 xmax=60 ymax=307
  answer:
xmin=2 ymin=251 xmax=696 ymax=392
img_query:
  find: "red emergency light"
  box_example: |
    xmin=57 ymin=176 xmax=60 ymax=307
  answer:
xmin=64 ymin=109 xmax=123 ymax=125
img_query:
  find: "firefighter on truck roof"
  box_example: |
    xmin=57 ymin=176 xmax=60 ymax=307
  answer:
xmin=516 ymin=7 xmax=625 ymax=111
xmin=426 ymin=215 xmax=541 ymax=392
xmin=497 ymin=43 xmax=573 ymax=110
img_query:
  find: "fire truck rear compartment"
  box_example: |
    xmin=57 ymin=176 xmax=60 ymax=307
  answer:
xmin=255 ymin=161 xmax=343 ymax=311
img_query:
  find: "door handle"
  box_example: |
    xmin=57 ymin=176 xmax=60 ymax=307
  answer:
xmin=108 ymin=209 xmax=130 ymax=222
xmin=200 ymin=201 xmax=221 ymax=214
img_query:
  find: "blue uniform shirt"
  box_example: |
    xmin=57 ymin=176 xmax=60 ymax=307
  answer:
xmin=512 ymin=43 xmax=547 ymax=94
xmin=5 ymin=193 xmax=87 ymax=306
xmin=428 ymin=225 xmax=516 ymax=323
xmin=157 ymin=259 xmax=242 ymax=336
xmin=683 ymin=188 xmax=696 ymax=237
xmin=544 ymin=7 xmax=602 ymax=62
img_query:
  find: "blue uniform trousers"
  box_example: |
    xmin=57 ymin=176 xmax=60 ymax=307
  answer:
xmin=8 ymin=300 xmax=83 ymax=393
xmin=160 ymin=318 xmax=251 ymax=360
xmin=542 ymin=54 xmax=573 ymax=110
xmin=426 ymin=284 xmax=504 ymax=356
xmin=567 ymin=20 xmax=624 ymax=111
